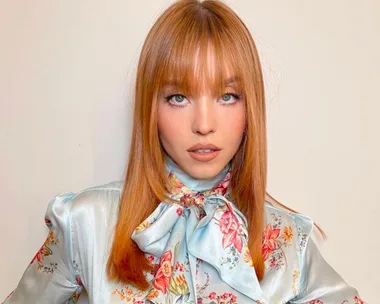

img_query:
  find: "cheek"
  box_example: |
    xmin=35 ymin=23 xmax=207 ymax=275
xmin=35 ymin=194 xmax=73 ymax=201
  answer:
xmin=218 ymin=105 xmax=246 ymax=142
xmin=157 ymin=106 xmax=185 ymax=146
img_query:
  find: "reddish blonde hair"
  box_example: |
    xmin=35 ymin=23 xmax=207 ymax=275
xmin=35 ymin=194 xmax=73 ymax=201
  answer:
xmin=106 ymin=0 xmax=326 ymax=290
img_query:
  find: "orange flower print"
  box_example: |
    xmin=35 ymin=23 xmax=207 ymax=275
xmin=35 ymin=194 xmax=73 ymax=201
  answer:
xmin=262 ymin=224 xmax=281 ymax=261
xmin=243 ymin=245 xmax=253 ymax=266
xmin=169 ymin=274 xmax=189 ymax=295
xmin=291 ymin=269 xmax=300 ymax=295
xmin=146 ymin=288 xmax=159 ymax=299
xmin=30 ymin=245 xmax=51 ymax=265
xmin=135 ymin=220 xmax=151 ymax=232
xmin=153 ymin=250 xmax=173 ymax=294
xmin=30 ymin=223 xmax=59 ymax=273
xmin=165 ymin=172 xmax=188 ymax=195
xmin=281 ymin=226 xmax=294 ymax=243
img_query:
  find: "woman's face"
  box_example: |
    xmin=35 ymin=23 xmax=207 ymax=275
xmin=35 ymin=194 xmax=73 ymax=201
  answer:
xmin=157 ymin=50 xmax=246 ymax=179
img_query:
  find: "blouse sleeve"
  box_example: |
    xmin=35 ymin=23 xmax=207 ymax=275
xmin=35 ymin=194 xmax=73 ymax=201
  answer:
xmin=2 ymin=193 xmax=84 ymax=304
xmin=290 ymin=236 xmax=366 ymax=304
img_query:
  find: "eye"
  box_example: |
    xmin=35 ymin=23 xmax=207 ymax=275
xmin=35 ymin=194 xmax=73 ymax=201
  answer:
xmin=164 ymin=94 xmax=189 ymax=108
xmin=220 ymin=92 xmax=242 ymax=105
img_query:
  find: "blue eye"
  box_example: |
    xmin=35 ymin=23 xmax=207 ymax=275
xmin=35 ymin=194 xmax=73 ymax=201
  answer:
xmin=222 ymin=94 xmax=232 ymax=101
xmin=173 ymin=95 xmax=185 ymax=103
xmin=164 ymin=94 xmax=188 ymax=108
xmin=220 ymin=92 xmax=241 ymax=105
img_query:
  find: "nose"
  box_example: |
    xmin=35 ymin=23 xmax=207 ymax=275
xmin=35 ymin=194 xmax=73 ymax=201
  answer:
xmin=191 ymin=96 xmax=216 ymax=136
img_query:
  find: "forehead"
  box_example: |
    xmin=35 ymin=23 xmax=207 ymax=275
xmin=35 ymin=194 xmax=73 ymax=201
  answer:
xmin=158 ymin=41 xmax=242 ymax=94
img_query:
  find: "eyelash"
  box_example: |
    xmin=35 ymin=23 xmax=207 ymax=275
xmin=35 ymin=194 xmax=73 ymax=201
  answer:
xmin=164 ymin=91 xmax=242 ymax=108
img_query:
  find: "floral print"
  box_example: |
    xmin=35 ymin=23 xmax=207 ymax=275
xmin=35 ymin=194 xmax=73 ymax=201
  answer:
xmin=112 ymin=287 xmax=146 ymax=303
xmin=262 ymin=213 xmax=294 ymax=270
xmin=195 ymin=267 xmax=239 ymax=304
xmin=199 ymin=291 xmax=238 ymax=304
xmin=353 ymin=296 xmax=366 ymax=304
xmin=135 ymin=220 xmax=151 ymax=232
xmin=164 ymin=170 xmax=230 ymax=209
xmin=153 ymin=250 xmax=173 ymax=293
xmin=169 ymin=274 xmax=189 ymax=294
xmin=262 ymin=224 xmax=281 ymax=261
xmin=30 ymin=217 xmax=59 ymax=273
xmin=291 ymin=269 xmax=300 ymax=295
xmin=243 ymin=245 xmax=253 ymax=266
xmin=297 ymin=226 xmax=309 ymax=251
xmin=219 ymin=209 xmax=244 ymax=253
xmin=3 ymin=161 xmax=367 ymax=304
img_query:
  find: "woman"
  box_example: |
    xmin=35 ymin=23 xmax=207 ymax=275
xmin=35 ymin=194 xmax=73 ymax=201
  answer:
xmin=2 ymin=0 xmax=366 ymax=303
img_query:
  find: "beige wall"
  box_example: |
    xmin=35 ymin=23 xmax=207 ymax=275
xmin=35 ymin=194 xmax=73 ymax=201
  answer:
xmin=0 ymin=0 xmax=378 ymax=302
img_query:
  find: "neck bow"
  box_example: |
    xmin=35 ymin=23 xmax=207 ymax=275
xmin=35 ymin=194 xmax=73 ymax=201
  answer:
xmin=131 ymin=166 xmax=267 ymax=303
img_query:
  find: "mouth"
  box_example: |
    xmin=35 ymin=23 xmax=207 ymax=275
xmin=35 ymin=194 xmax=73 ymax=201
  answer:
xmin=187 ymin=143 xmax=222 ymax=162
xmin=187 ymin=143 xmax=221 ymax=153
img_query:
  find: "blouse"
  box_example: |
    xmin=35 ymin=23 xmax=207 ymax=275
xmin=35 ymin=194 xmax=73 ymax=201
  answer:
xmin=2 ymin=156 xmax=366 ymax=304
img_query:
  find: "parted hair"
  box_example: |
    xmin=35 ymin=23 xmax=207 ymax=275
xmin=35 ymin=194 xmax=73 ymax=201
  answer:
xmin=106 ymin=0 xmax=325 ymax=290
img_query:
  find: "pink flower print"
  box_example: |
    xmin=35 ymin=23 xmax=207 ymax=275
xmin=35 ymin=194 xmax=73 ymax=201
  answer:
xmin=262 ymin=224 xmax=281 ymax=261
xmin=219 ymin=210 xmax=243 ymax=253
xmin=208 ymin=292 xmax=217 ymax=299
xmin=75 ymin=275 xmax=83 ymax=286
xmin=153 ymin=250 xmax=173 ymax=294
xmin=212 ymin=175 xmax=230 ymax=195
xmin=147 ymin=254 xmax=155 ymax=262
xmin=269 ymin=256 xmax=277 ymax=268
xmin=44 ymin=217 xmax=52 ymax=228
xmin=222 ymin=292 xmax=229 ymax=299
xmin=175 ymin=261 xmax=185 ymax=272
xmin=176 ymin=207 xmax=183 ymax=216
xmin=354 ymin=296 xmax=365 ymax=304
xmin=30 ymin=246 xmax=45 ymax=264
xmin=306 ymin=300 xmax=323 ymax=304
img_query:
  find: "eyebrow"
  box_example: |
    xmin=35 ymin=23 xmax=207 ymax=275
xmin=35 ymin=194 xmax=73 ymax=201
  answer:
xmin=163 ymin=76 xmax=240 ymax=87
xmin=225 ymin=76 xmax=240 ymax=85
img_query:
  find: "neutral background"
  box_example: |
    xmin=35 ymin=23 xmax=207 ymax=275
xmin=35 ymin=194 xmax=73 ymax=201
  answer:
xmin=1 ymin=0 xmax=378 ymax=302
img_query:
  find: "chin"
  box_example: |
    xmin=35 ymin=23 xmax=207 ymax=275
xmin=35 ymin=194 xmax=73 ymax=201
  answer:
xmin=185 ymin=162 xmax=224 ymax=180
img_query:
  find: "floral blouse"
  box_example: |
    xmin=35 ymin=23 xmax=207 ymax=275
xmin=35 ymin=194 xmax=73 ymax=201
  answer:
xmin=2 ymin=156 xmax=366 ymax=304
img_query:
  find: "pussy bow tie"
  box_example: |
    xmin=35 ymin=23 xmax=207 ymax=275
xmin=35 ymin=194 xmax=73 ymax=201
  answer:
xmin=131 ymin=168 xmax=267 ymax=303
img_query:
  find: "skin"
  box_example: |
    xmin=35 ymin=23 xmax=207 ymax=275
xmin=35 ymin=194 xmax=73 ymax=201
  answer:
xmin=157 ymin=45 xmax=246 ymax=180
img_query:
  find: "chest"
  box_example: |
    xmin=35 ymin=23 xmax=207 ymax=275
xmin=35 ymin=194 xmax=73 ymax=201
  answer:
xmin=79 ymin=255 xmax=300 ymax=304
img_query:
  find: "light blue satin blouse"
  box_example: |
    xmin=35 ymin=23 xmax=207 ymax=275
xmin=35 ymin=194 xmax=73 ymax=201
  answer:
xmin=2 ymin=156 xmax=366 ymax=304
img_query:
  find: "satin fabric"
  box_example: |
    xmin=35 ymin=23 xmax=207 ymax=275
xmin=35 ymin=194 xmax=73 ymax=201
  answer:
xmin=2 ymin=155 xmax=366 ymax=304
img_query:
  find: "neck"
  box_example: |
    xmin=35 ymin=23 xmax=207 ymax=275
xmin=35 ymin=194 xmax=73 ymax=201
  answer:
xmin=164 ymin=153 xmax=231 ymax=192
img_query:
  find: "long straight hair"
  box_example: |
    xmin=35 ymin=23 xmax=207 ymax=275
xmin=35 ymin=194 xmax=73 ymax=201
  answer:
xmin=106 ymin=0 xmax=325 ymax=290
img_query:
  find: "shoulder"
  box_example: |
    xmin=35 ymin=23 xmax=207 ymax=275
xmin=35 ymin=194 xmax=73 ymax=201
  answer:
xmin=46 ymin=180 xmax=124 ymax=228
xmin=69 ymin=180 xmax=123 ymax=212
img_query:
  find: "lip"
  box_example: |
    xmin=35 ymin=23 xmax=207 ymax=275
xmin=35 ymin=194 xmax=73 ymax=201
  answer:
xmin=187 ymin=143 xmax=221 ymax=152
xmin=187 ymin=143 xmax=222 ymax=162
xmin=188 ymin=150 xmax=221 ymax=162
